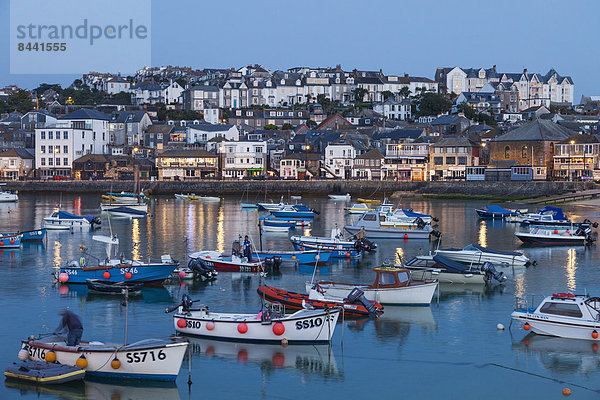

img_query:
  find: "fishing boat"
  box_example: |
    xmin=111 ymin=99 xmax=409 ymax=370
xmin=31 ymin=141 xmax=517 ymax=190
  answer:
xmin=344 ymin=203 xmax=370 ymax=214
xmin=260 ymin=217 xmax=311 ymax=227
xmin=257 ymin=285 xmax=383 ymax=317
xmin=189 ymin=251 xmax=264 ymax=273
xmin=344 ymin=210 xmax=439 ymax=240
xmin=172 ymin=258 xmax=218 ymax=281
xmin=252 ymin=249 xmax=330 ymax=265
xmin=85 ymin=279 xmax=144 ymax=294
xmin=385 ymin=209 xmax=438 ymax=224
xmin=197 ymin=195 xmax=221 ymax=202
xmin=475 ymin=205 xmax=518 ymax=219
xmin=377 ymin=202 xmax=395 ymax=216
xmin=105 ymin=206 xmax=148 ymax=218
xmin=167 ymin=294 xmax=341 ymax=344
xmin=328 ymin=194 xmax=351 ymax=201
xmin=404 ymin=254 xmax=506 ymax=284
xmin=357 ymin=198 xmax=380 ymax=205
xmin=11 ymin=229 xmax=46 ymax=242
xmin=515 ymin=226 xmax=594 ymax=245
xmin=102 ymin=192 xmax=146 ymax=204
xmin=0 ymin=233 xmax=22 ymax=249
xmin=306 ymin=266 xmax=438 ymax=306
xmin=175 ymin=194 xmax=199 ymax=200
xmin=433 ymin=243 xmax=530 ymax=266
xmin=290 ymin=228 xmax=377 ymax=258
xmin=257 ymin=202 xmax=286 ymax=211
xmin=55 ymin=235 xmax=179 ymax=284
xmin=4 ymin=361 xmax=85 ymax=384
xmin=21 ymin=335 xmax=188 ymax=381
xmin=511 ymin=293 xmax=600 ymax=341
xmin=43 ymin=211 xmax=101 ymax=231
xmin=270 ymin=204 xmax=317 ymax=219
xmin=0 ymin=183 xmax=18 ymax=202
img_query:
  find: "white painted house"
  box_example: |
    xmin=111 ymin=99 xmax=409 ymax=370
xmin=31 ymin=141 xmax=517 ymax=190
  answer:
xmin=35 ymin=109 xmax=110 ymax=179
xmin=373 ymin=99 xmax=412 ymax=120
xmin=187 ymin=123 xmax=239 ymax=148
xmin=219 ymin=141 xmax=267 ymax=179
xmin=324 ymin=142 xmax=356 ymax=179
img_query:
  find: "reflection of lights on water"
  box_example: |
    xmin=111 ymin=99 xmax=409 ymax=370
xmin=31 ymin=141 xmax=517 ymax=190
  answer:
xmin=53 ymin=240 xmax=62 ymax=265
xmin=565 ymin=248 xmax=577 ymax=292
xmin=478 ymin=221 xmax=487 ymax=247
xmin=74 ymin=197 xmax=81 ymax=215
xmin=395 ymin=247 xmax=404 ymax=264
xmin=145 ymin=216 xmax=152 ymax=258
xmin=132 ymin=218 xmax=140 ymax=261
xmin=303 ymin=228 xmax=311 ymax=236
xmin=216 ymin=206 xmax=224 ymax=253
xmin=514 ymin=273 xmax=525 ymax=299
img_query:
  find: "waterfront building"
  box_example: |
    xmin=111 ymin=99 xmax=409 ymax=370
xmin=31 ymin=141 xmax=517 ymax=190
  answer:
xmin=155 ymin=149 xmax=218 ymax=180
xmin=324 ymin=140 xmax=358 ymax=179
xmin=553 ymin=135 xmax=600 ymax=180
xmin=429 ymin=136 xmax=480 ymax=181
xmin=352 ymin=148 xmax=384 ymax=180
xmin=0 ymin=148 xmax=34 ymax=180
xmin=383 ymin=140 xmax=431 ymax=181
xmin=219 ymin=141 xmax=267 ymax=179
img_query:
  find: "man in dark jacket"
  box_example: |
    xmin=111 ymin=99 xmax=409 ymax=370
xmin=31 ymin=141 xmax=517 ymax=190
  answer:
xmin=54 ymin=310 xmax=83 ymax=346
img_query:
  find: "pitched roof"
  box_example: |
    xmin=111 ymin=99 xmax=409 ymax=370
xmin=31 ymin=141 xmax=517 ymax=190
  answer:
xmin=355 ymin=148 xmax=383 ymax=159
xmin=72 ymin=153 xmax=109 ymax=163
xmin=493 ymin=120 xmax=573 ymax=142
xmin=59 ymin=109 xmax=110 ymax=121
xmin=156 ymin=149 xmax=217 ymax=158
xmin=0 ymin=148 xmax=34 ymax=159
xmin=432 ymin=136 xmax=479 ymax=147
xmin=372 ymin=128 xmax=424 ymax=141
xmin=110 ymin=111 xmax=148 ymax=123
xmin=188 ymin=123 xmax=234 ymax=132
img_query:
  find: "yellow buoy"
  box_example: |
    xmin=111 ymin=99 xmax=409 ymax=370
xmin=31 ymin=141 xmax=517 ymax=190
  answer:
xmin=111 ymin=358 xmax=121 ymax=369
xmin=44 ymin=350 xmax=56 ymax=363
xmin=76 ymin=355 xmax=88 ymax=368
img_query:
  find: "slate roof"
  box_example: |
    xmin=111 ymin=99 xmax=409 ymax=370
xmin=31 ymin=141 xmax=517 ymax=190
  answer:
xmin=372 ymin=128 xmax=424 ymax=141
xmin=110 ymin=111 xmax=148 ymax=123
xmin=188 ymin=123 xmax=234 ymax=132
xmin=354 ymin=148 xmax=383 ymax=160
xmin=432 ymin=136 xmax=479 ymax=147
xmin=156 ymin=149 xmax=217 ymax=158
xmin=493 ymin=120 xmax=574 ymax=142
xmin=59 ymin=109 xmax=110 ymax=121
xmin=0 ymin=148 xmax=34 ymax=159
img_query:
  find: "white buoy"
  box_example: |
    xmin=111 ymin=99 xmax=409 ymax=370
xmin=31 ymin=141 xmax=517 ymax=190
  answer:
xmin=18 ymin=349 xmax=29 ymax=361
xmin=497 ymin=323 xmax=505 ymax=330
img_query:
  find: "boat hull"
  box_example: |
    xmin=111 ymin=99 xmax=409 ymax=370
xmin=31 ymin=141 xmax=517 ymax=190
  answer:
xmin=512 ymin=311 xmax=600 ymax=341
xmin=344 ymin=225 xmax=431 ymax=239
xmin=306 ymin=282 xmax=437 ymax=306
xmin=23 ymin=338 xmax=188 ymax=381
xmin=433 ymin=249 xmax=529 ymax=266
xmin=253 ymin=250 xmax=330 ymax=265
xmin=190 ymin=252 xmax=263 ymax=272
xmin=515 ymin=232 xmax=587 ymax=245
xmin=290 ymin=237 xmax=360 ymax=258
xmin=271 ymin=211 xmax=314 ymax=218
xmin=101 ymin=203 xmax=148 ymax=212
xmin=407 ymin=268 xmax=487 ymax=284
xmin=57 ymin=262 xmax=178 ymax=285
xmin=0 ymin=234 xmax=22 ymax=248
xmin=173 ymin=308 xmax=340 ymax=344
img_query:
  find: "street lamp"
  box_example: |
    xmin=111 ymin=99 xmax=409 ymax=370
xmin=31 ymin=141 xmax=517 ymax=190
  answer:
xmin=569 ymin=139 xmax=575 ymax=181
xmin=54 ymin=147 xmax=59 ymax=179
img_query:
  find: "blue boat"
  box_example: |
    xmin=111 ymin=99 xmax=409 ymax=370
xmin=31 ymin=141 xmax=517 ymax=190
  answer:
xmin=261 ymin=218 xmax=296 ymax=228
xmin=106 ymin=206 xmax=148 ymax=218
xmin=289 ymin=230 xmax=376 ymax=258
xmin=0 ymin=233 xmax=22 ymax=248
xmin=6 ymin=229 xmax=46 ymax=242
xmin=56 ymin=235 xmax=178 ymax=285
xmin=271 ymin=204 xmax=317 ymax=219
xmin=252 ymin=249 xmax=331 ymax=265
xmin=475 ymin=205 xmax=517 ymax=219
xmin=241 ymin=203 xmax=258 ymax=209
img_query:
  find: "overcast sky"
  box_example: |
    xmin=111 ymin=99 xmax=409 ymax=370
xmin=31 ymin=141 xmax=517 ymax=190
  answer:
xmin=1 ymin=0 xmax=597 ymax=102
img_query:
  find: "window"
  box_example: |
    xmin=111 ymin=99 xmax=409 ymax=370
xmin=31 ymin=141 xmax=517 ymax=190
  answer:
xmin=378 ymin=272 xmax=396 ymax=285
xmin=255 ymin=158 xmax=262 ymax=164
xmin=550 ymin=142 xmax=554 ymax=154
xmin=55 ymin=147 xmax=60 ymax=154
xmin=82 ymin=131 xmax=85 ymax=139
xmin=458 ymin=156 xmax=467 ymax=165
xmin=55 ymin=158 xmax=60 ymax=166
xmin=64 ymin=158 xmax=68 ymax=166
xmin=48 ymin=131 xmax=53 ymax=140
xmin=41 ymin=158 xmax=45 ymax=166
xmin=63 ymin=131 xmax=68 ymax=139
xmin=504 ymin=146 xmax=510 ymax=159
xmin=446 ymin=157 xmax=455 ymax=165
xmin=397 ymin=272 xmax=409 ymax=284
xmin=48 ymin=145 xmax=53 ymax=153
xmin=522 ymin=146 xmax=528 ymax=158
xmin=362 ymin=213 xmax=377 ymax=221
xmin=434 ymin=157 xmax=443 ymax=165
xmin=48 ymin=158 xmax=53 ymax=166
xmin=539 ymin=302 xmax=582 ymax=318
xmin=41 ymin=131 xmax=45 ymax=139
xmin=63 ymin=146 xmax=68 ymax=153
xmin=41 ymin=145 xmax=46 ymax=154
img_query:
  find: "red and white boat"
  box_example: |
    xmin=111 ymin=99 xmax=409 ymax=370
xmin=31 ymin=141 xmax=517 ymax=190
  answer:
xmin=189 ymin=251 xmax=263 ymax=273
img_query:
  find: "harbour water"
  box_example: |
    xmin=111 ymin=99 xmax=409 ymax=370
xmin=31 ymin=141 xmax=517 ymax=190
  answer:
xmin=1 ymin=194 xmax=600 ymax=399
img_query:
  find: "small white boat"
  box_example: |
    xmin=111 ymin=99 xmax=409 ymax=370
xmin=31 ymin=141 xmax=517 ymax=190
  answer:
xmin=43 ymin=211 xmax=101 ymax=231
xmin=290 ymin=195 xmax=302 ymax=200
xmin=515 ymin=227 xmax=593 ymax=245
xmin=105 ymin=206 xmax=148 ymax=218
xmin=0 ymin=184 xmax=18 ymax=202
xmin=328 ymin=194 xmax=351 ymax=201
xmin=168 ymin=295 xmax=340 ymax=344
xmin=21 ymin=335 xmax=188 ymax=381
xmin=434 ymin=243 xmax=530 ymax=266
xmin=257 ymin=202 xmax=286 ymax=211
xmin=384 ymin=209 xmax=437 ymax=224
xmin=198 ymin=196 xmax=221 ymax=202
xmin=101 ymin=203 xmax=148 ymax=212
xmin=175 ymin=194 xmax=199 ymax=200
xmin=307 ymin=266 xmax=438 ymax=306
xmin=344 ymin=203 xmax=370 ymax=214
xmin=404 ymin=254 xmax=505 ymax=285
xmin=512 ymin=293 xmax=600 ymax=341
xmin=261 ymin=224 xmax=290 ymax=233
xmin=344 ymin=210 xmax=439 ymax=240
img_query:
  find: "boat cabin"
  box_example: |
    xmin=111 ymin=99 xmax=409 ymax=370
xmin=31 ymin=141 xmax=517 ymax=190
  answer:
xmin=535 ymin=293 xmax=600 ymax=320
xmin=370 ymin=266 xmax=412 ymax=289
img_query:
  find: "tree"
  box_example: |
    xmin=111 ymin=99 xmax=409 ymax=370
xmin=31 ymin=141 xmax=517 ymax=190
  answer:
xmin=264 ymin=124 xmax=278 ymax=130
xmin=353 ymin=88 xmax=367 ymax=103
xmin=0 ymin=100 xmax=10 ymax=114
xmin=305 ymin=94 xmax=313 ymax=104
xmin=306 ymin=120 xmax=318 ymax=128
xmin=382 ymin=90 xmax=394 ymax=101
xmin=415 ymin=92 xmax=452 ymax=116
xmin=399 ymin=87 xmax=411 ymax=99
xmin=282 ymin=123 xmax=293 ymax=130
xmin=8 ymin=89 xmax=34 ymax=113
xmin=457 ymin=102 xmax=476 ymax=120
xmin=156 ymin=102 xmax=167 ymax=121
xmin=35 ymin=83 xmax=62 ymax=94
xmin=112 ymin=91 xmax=132 ymax=104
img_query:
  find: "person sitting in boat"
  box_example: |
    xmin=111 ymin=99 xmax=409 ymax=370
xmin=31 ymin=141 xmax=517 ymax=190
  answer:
xmin=243 ymin=235 xmax=252 ymax=260
xmin=53 ymin=310 xmax=83 ymax=346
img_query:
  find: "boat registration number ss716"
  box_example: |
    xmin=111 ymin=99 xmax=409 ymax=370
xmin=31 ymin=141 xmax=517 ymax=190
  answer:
xmin=126 ymin=350 xmax=166 ymax=363
xmin=28 ymin=346 xmax=46 ymax=359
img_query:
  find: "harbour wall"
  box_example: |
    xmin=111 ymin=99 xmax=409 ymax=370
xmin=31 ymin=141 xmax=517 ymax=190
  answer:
xmin=4 ymin=180 xmax=595 ymax=199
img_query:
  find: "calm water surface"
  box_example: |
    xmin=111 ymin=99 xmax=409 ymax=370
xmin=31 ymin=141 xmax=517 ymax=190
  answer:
xmin=1 ymin=194 xmax=600 ymax=399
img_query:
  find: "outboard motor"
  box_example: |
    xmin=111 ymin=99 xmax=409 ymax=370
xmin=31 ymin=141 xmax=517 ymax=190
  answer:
xmin=480 ymin=262 xmax=506 ymax=284
xmin=88 ymin=216 xmax=101 ymax=229
xmin=264 ymin=256 xmax=282 ymax=273
xmin=354 ymin=237 xmax=377 ymax=253
xmin=181 ymin=293 xmax=194 ymax=311
xmin=344 ymin=288 xmax=378 ymax=317
xmin=432 ymin=217 xmax=439 ymax=222
xmin=310 ymin=208 xmax=320 ymax=215
xmin=415 ymin=217 xmax=426 ymax=229
xmin=188 ymin=258 xmax=217 ymax=280
xmin=430 ymin=230 xmax=441 ymax=238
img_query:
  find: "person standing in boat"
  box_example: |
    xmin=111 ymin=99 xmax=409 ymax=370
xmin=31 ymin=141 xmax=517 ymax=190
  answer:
xmin=243 ymin=235 xmax=252 ymax=260
xmin=53 ymin=310 xmax=83 ymax=346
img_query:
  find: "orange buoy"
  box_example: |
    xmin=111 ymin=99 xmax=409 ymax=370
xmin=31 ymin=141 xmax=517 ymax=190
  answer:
xmin=554 ymin=230 xmax=558 ymax=234
xmin=592 ymin=330 xmax=598 ymax=339
xmin=45 ymin=350 xmax=56 ymax=362
xmin=523 ymin=322 xmax=531 ymax=331
xmin=76 ymin=355 xmax=88 ymax=368
xmin=125 ymin=272 xmax=132 ymax=279
xmin=237 ymin=323 xmax=248 ymax=334
xmin=103 ymin=271 xmax=110 ymax=279
xmin=10 ymin=239 xmax=14 ymax=244
xmin=291 ymin=255 xmax=296 ymax=259
xmin=111 ymin=358 xmax=121 ymax=369
xmin=206 ymin=321 xmax=215 ymax=331
xmin=177 ymin=318 xmax=187 ymax=329
xmin=404 ymin=234 xmax=408 ymax=240
xmin=272 ymin=323 xmax=285 ymax=336
xmin=562 ymin=388 xmax=571 ymax=397
xmin=58 ymin=273 xmax=69 ymax=283
xmin=0 ymin=241 xmax=4 ymax=246
xmin=345 ymin=252 xmax=350 ymax=258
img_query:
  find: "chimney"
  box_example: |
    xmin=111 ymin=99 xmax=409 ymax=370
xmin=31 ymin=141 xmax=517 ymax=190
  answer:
xmin=493 ymin=65 xmax=496 ymax=73
xmin=523 ymin=68 xmax=528 ymax=74
xmin=404 ymin=73 xmax=409 ymax=78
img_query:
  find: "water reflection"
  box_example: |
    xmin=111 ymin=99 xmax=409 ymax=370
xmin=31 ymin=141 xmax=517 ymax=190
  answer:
xmin=565 ymin=248 xmax=577 ymax=292
xmin=187 ymin=337 xmax=342 ymax=381
xmin=513 ymin=334 xmax=600 ymax=375
xmin=478 ymin=220 xmax=487 ymax=247
xmin=132 ymin=218 xmax=141 ymax=260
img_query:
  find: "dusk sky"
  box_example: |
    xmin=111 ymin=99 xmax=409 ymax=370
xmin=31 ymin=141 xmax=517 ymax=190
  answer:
xmin=1 ymin=0 xmax=597 ymax=101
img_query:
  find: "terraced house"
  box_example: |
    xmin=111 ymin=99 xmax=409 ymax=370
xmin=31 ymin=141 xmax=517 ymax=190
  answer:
xmin=429 ymin=137 xmax=480 ymax=180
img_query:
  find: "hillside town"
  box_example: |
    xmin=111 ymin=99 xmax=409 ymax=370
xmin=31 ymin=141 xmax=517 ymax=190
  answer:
xmin=0 ymin=63 xmax=598 ymax=183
